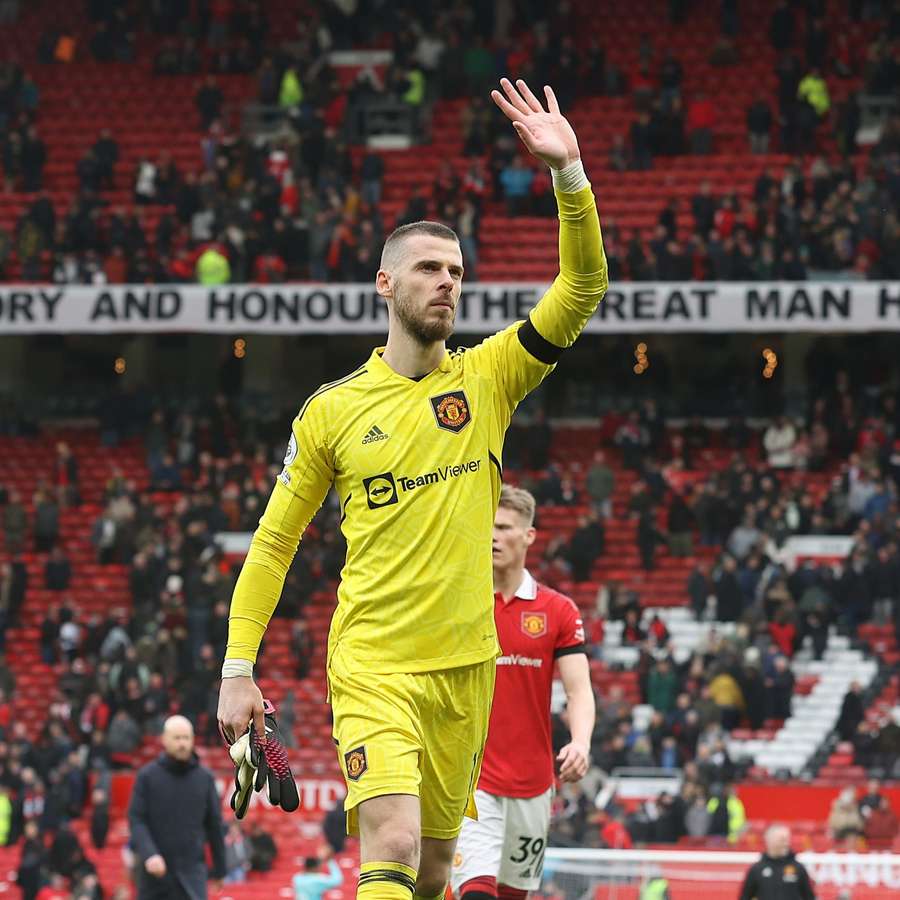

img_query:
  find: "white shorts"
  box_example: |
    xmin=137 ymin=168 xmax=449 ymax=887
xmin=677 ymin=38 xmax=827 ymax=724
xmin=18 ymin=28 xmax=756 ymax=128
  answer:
xmin=451 ymin=788 xmax=552 ymax=892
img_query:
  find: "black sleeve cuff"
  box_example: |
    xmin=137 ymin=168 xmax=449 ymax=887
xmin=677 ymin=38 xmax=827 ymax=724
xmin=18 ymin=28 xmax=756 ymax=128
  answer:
xmin=517 ymin=315 xmax=565 ymax=365
xmin=554 ymin=643 xmax=588 ymax=659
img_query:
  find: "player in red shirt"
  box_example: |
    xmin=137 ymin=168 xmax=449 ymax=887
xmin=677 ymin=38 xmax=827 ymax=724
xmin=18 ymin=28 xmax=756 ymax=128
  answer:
xmin=451 ymin=485 xmax=596 ymax=900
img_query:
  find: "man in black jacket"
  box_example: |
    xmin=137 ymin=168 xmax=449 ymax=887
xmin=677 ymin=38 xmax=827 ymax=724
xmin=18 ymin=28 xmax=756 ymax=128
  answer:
xmin=739 ymin=824 xmax=815 ymax=900
xmin=128 ymin=715 xmax=226 ymax=900
xmin=836 ymin=681 xmax=865 ymax=741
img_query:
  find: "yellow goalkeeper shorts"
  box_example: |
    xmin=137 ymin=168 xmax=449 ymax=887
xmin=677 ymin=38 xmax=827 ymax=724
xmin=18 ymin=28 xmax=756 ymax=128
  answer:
xmin=328 ymin=645 xmax=495 ymax=840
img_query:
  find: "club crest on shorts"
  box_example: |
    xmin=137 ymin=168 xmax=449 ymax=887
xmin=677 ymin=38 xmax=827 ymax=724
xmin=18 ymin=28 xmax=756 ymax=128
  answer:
xmin=344 ymin=745 xmax=368 ymax=781
xmin=521 ymin=611 xmax=548 ymax=638
xmin=430 ymin=390 xmax=471 ymax=433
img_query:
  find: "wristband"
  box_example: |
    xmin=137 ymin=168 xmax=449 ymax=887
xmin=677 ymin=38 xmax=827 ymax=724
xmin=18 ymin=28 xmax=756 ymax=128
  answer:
xmin=551 ymin=159 xmax=589 ymax=193
xmin=222 ymin=659 xmax=254 ymax=678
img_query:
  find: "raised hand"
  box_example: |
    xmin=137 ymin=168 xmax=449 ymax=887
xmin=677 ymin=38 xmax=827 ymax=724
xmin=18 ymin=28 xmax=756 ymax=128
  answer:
xmin=490 ymin=77 xmax=581 ymax=171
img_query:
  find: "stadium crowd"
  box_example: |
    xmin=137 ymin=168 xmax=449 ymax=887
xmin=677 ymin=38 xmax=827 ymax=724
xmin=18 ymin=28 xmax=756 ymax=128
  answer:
xmin=602 ymin=143 xmax=900 ymax=282
xmin=2 ymin=0 xmax=899 ymax=283
xmin=550 ymin=767 xmax=899 ymax=850
xmin=0 ymin=361 xmax=898 ymax=875
xmin=1 ymin=0 xmax=900 ymax=888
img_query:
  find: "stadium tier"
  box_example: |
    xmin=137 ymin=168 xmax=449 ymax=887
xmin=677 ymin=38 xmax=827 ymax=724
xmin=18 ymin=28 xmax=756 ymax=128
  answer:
xmin=0 ymin=0 xmax=899 ymax=898
xmin=1 ymin=410 xmax=899 ymax=895
xmin=0 ymin=0 xmax=894 ymax=282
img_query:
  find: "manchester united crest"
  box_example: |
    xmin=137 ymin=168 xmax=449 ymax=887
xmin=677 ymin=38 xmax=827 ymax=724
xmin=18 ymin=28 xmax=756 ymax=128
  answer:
xmin=344 ymin=745 xmax=368 ymax=781
xmin=521 ymin=611 xmax=548 ymax=638
xmin=430 ymin=391 xmax=471 ymax=433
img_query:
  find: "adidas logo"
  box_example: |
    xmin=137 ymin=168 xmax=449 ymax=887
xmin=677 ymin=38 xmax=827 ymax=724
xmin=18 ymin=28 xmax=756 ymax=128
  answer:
xmin=362 ymin=425 xmax=390 ymax=445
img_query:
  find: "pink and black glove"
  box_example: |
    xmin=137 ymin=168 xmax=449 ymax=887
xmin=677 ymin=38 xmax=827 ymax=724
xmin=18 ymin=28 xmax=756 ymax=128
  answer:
xmin=225 ymin=699 xmax=299 ymax=817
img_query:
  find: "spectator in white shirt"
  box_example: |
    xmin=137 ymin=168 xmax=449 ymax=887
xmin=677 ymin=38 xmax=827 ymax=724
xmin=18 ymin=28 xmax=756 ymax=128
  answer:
xmin=133 ymin=158 xmax=157 ymax=205
xmin=763 ymin=415 xmax=797 ymax=468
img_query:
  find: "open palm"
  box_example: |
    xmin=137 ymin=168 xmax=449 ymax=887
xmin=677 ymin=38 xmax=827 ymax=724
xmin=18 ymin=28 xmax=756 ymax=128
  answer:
xmin=490 ymin=78 xmax=581 ymax=170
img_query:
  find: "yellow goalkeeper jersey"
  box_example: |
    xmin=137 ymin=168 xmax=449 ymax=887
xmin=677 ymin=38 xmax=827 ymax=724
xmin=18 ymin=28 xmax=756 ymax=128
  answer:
xmin=226 ymin=185 xmax=608 ymax=674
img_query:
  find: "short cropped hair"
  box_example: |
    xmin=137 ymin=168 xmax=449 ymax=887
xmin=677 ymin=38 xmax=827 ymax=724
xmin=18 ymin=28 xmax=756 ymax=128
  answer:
xmin=380 ymin=220 xmax=460 ymax=271
xmin=498 ymin=485 xmax=536 ymax=527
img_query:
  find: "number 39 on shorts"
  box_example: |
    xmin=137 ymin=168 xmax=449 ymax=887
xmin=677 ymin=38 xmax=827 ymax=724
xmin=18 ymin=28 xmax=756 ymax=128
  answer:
xmin=509 ymin=835 xmax=546 ymax=873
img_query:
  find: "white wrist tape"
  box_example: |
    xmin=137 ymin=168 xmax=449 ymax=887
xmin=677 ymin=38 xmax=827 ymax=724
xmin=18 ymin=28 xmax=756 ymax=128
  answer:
xmin=221 ymin=659 xmax=254 ymax=678
xmin=551 ymin=159 xmax=589 ymax=193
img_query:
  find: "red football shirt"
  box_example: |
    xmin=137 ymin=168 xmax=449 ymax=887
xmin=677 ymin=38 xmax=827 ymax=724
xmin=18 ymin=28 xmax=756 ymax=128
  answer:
xmin=478 ymin=570 xmax=586 ymax=798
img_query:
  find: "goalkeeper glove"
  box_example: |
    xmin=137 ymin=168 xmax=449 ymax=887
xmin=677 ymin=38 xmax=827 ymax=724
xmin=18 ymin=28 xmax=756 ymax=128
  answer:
xmin=225 ymin=699 xmax=300 ymax=818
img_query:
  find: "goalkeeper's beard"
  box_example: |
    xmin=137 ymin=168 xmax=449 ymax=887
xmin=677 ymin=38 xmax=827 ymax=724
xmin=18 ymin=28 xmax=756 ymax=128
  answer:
xmin=392 ymin=279 xmax=456 ymax=345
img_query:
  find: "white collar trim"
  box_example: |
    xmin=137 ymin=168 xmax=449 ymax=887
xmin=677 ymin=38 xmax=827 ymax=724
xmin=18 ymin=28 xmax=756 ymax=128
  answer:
xmin=516 ymin=569 xmax=538 ymax=600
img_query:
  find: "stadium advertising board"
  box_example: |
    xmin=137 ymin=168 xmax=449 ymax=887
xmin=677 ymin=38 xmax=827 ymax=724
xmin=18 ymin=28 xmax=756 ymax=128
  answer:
xmin=545 ymin=848 xmax=900 ymax=891
xmin=1 ymin=282 xmax=899 ymax=334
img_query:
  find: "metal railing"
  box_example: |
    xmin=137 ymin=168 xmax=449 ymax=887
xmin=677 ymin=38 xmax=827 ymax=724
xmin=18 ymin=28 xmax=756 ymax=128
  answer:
xmin=240 ymin=98 xmax=430 ymax=145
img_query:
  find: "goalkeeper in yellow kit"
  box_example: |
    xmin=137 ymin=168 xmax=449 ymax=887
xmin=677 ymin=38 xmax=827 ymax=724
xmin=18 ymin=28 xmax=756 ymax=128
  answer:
xmin=217 ymin=78 xmax=607 ymax=900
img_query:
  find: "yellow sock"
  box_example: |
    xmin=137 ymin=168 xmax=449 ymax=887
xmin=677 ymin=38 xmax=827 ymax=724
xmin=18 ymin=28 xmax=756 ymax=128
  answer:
xmin=358 ymin=861 xmax=418 ymax=900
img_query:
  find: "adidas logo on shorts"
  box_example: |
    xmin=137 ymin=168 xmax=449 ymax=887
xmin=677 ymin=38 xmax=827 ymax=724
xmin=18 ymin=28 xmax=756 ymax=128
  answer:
xmin=362 ymin=425 xmax=390 ymax=444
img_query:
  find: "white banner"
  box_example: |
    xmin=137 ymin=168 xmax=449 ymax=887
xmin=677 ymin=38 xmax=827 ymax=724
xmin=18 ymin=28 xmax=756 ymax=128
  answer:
xmin=545 ymin=849 xmax=900 ymax=890
xmin=784 ymin=535 xmax=856 ymax=560
xmin=1 ymin=282 xmax=899 ymax=334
